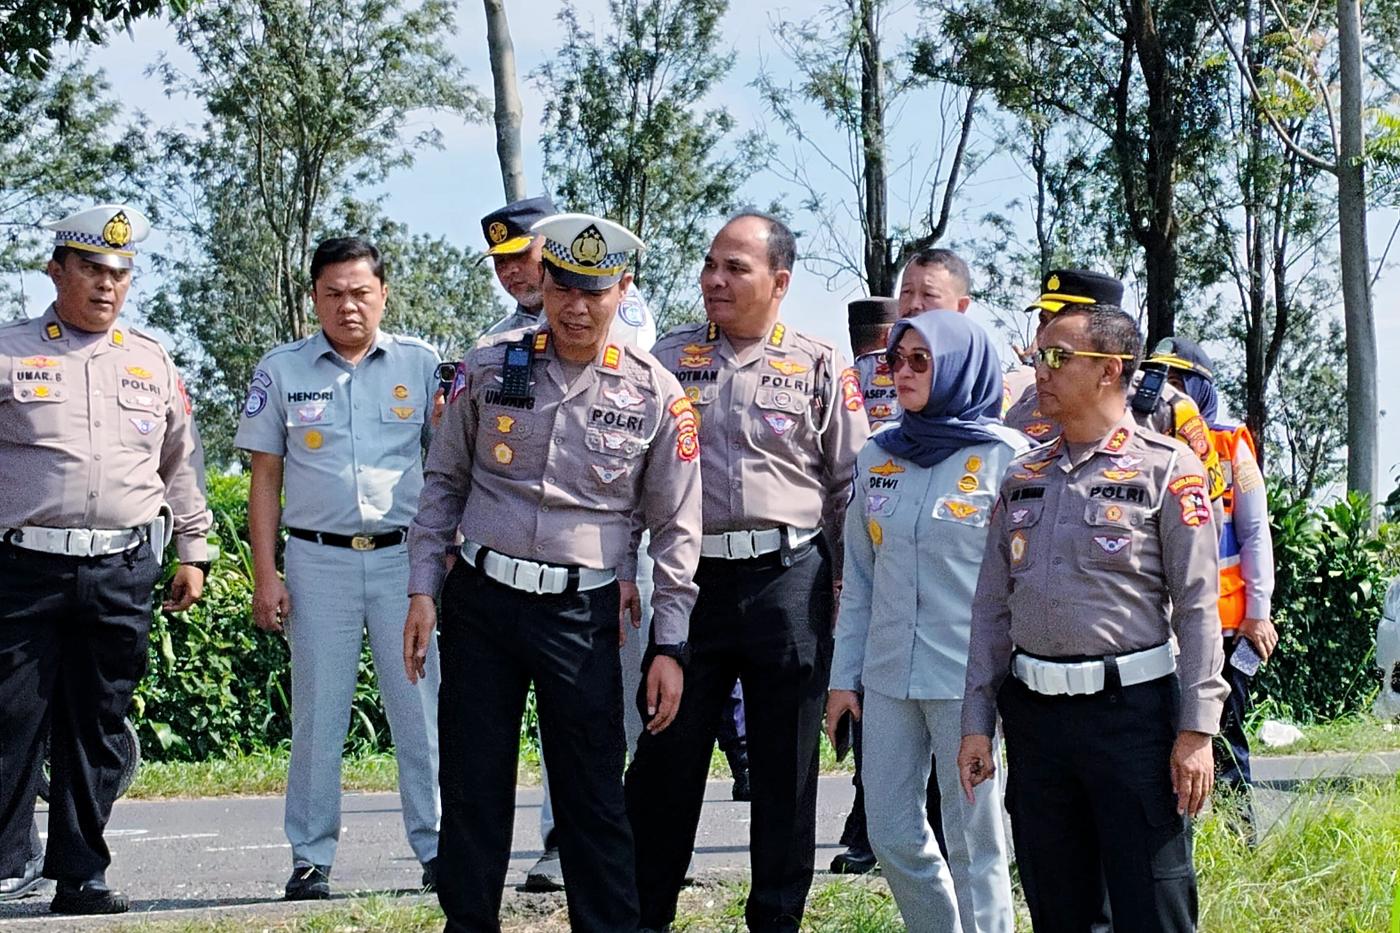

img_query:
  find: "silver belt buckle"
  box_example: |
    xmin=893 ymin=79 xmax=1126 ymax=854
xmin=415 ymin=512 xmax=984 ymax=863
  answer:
xmin=512 ymin=559 xmax=544 ymax=594
xmin=350 ymin=534 xmax=375 ymax=551
xmin=729 ymin=531 xmax=756 ymax=560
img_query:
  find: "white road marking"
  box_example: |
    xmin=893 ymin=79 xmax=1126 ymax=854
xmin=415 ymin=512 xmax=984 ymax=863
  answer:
xmin=123 ymin=832 xmax=220 ymax=843
xmin=203 ymin=842 xmax=291 ymax=852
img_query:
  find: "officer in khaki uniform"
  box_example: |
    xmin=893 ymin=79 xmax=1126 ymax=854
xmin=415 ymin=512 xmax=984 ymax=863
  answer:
xmin=1003 ymin=270 xmax=1226 ymax=504
xmin=625 ymin=212 xmax=869 ymax=933
xmin=0 ymin=205 xmax=211 ymax=915
xmin=849 ymin=297 xmax=902 ymax=429
xmin=404 ymin=213 xmax=702 ymax=933
xmin=958 ymin=304 xmax=1228 ymax=933
xmin=235 ymin=237 xmax=443 ymax=900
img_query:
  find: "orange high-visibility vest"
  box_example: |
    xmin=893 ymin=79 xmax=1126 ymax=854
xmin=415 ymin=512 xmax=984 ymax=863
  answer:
xmin=1213 ymin=424 xmax=1257 ymax=631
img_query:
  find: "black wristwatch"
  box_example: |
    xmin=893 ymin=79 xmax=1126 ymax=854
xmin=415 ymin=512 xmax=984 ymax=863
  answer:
xmin=185 ymin=560 xmax=212 ymax=577
xmin=647 ymin=641 xmax=691 ymax=669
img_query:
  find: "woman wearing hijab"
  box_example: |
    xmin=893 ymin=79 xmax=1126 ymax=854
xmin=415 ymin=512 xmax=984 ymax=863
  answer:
xmin=827 ymin=310 xmax=1025 ymax=933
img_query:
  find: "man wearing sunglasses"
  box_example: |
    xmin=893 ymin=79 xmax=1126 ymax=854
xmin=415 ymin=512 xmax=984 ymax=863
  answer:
xmin=959 ymin=303 xmax=1227 ymax=933
xmin=1004 ymin=270 xmax=1227 ymax=506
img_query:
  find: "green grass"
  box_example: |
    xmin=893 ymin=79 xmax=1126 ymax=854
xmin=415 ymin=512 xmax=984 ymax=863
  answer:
xmin=103 ymin=777 xmax=1400 ymax=931
xmin=1251 ymin=713 xmax=1400 ymax=757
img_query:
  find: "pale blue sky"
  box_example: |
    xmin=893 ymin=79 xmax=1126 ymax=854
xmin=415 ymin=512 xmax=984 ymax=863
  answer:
xmin=39 ymin=0 xmax=1400 ymax=489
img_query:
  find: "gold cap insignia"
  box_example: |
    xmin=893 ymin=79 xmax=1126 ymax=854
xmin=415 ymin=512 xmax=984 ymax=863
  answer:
xmin=1046 ymin=274 xmax=1060 ymax=291
xmin=571 ymin=224 xmax=607 ymax=266
xmin=488 ymin=222 xmax=508 ymax=245
xmin=102 ymin=211 xmax=133 ymax=248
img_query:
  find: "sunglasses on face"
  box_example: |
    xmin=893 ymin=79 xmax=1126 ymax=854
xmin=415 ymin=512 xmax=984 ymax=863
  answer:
xmin=1032 ymin=346 xmax=1134 ymax=370
xmin=883 ymin=348 xmax=933 ymax=374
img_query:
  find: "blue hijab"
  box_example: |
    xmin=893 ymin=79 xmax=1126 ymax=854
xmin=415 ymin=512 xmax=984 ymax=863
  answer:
xmin=873 ymin=310 xmax=1003 ymax=468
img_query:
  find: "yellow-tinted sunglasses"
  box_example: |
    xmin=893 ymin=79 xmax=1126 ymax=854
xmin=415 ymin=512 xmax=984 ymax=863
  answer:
xmin=1033 ymin=346 xmax=1134 ymax=370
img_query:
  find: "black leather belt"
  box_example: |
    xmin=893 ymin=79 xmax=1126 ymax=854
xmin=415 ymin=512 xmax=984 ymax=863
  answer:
xmin=287 ymin=528 xmax=406 ymax=551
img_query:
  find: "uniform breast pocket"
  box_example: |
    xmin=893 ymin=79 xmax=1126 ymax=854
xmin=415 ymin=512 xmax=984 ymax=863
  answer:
xmin=1004 ymin=498 xmax=1045 ymax=573
xmin=1080 ymin=500 xmax=1148 ymax=567
xmin=117 ymin=390 xmax=165 ymax=448
xmin=284 ymin=396 xmax=341 ymax=452
xmin=583 ymin=421 xmax=648 ymax=502
xmin=751 ymin=385 xmax=808 ymax=447
xmin=477 ymin=409 xmax=538 ymax=476
xmin=865 ymin=490 xmax=900 ymax=517
xmin=380 ymin=401 xmax=426 ymax=452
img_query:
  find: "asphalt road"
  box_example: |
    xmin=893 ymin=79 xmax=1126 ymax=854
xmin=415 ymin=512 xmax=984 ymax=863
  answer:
xmin=1 ymin=751 xmax=1395 ymax=929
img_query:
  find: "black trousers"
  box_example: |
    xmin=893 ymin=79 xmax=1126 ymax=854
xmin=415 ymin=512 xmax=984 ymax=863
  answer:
xmin=625 ymin=541 xmax=832 ymax=932
xmin=1214 ymin=635 xmax=1255 ymax=824
xmin=839 ymin=715 xmax=946 ymax=859
xmin=999 ymin=674 xmax=1198 ymax=933
xmin=0 ymin=539 xmax=160 ymax=882
xmin=435 ymin=562 xmax=637 ymax=933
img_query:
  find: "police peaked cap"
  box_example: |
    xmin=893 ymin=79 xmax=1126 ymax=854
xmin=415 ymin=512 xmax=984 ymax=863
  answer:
xmin=480 ymin=195 xmax=557 ymax=256
xmin=1147 ymin=336 xmax=1216 ymax=381
xmin=1025 ymin=269 xmax=1124 ymax=316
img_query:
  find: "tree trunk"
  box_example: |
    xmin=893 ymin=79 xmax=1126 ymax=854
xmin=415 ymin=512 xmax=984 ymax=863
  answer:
xmin=1337 ymin=0 xmax=1378 ymax=505
xmin=483 ymin=0 xmax=526 ymax=202
xmin=857 ymin=0 xmax=892 ymax=295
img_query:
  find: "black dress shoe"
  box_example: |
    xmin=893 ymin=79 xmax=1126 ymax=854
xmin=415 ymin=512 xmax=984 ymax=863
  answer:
xmin=50 ymin=880 xmax=130 ymax=915
xmin=420 ymin=856 xmax=439 ymax=891
xmin=0 ymin=856 xmax=46 ymax=902
xmin=523 ymin=846 xmax=564 ymax=892
xmin=829 ymin=845 xmax=879 ymax=875
xmin=284 ymin=862 xmax=331 ymax=901
xmin=726 ymin=748 xmax=752 ymax=802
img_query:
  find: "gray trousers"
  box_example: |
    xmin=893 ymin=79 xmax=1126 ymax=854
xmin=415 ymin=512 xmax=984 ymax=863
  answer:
xmin=862 ymin=690 xmax=1013 ymax=933
xmin=539 ymin=539 xmax=652 ymax=845
xmin=283 ymin=538 xmax=441 ymax=867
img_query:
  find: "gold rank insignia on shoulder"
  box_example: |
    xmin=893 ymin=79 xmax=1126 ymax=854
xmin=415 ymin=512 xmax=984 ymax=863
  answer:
xmin=533 ymin=331 xmax=549 ymax=353
xmin=602 ymin=345 xmax=621 ymax=369
xmin=706 ymin=322 xmax=719 ymax=341
xmin=44 ymin=322 xmax=62 ymax=340
xmin=768 ymin=323 xmax=785 ymax=347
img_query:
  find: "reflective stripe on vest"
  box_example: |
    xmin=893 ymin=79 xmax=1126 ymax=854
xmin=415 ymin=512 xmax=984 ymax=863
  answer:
xmin=1212 ymin=424 xmax=1255 ymax=630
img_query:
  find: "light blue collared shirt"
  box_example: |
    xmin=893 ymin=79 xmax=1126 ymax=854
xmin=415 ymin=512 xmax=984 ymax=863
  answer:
xmin=234 ymin=329 xmax=440 ymax=534
xmin=831 ymin=426 xmax=1029 ymax=699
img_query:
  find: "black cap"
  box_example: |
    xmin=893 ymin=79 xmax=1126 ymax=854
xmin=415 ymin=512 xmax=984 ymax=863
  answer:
xmin=1025 ymin=269 xmax=1124 ymax=315
xmin=1147 ymin=336 xmax=1216 ymax=381
xmin=480 ymin=195 xmax=557 ymax=255
xmin=848 ymin=297 xmax=900 ymax=327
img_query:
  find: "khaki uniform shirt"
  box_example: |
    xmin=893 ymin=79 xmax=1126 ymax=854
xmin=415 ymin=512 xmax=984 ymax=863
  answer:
xmin=649 ymin=321 xmax=869 ymax=571
xmin=233 ymin=330 xmax=441 ymax=534
xmin=408 ymin=326 xmax=702 ymax=645
xmin=1005 ymin=369 xmax=1227 ymax=502
xmin=853 ymin=351 xmax=900 ymax=426
xmin=1000 ymin=364 xmax=1036 ymax=417
xmin=0 ymin=305 xmax=211 ymax=561
xmin=962 ymin=413 xmax=1229 ymax=737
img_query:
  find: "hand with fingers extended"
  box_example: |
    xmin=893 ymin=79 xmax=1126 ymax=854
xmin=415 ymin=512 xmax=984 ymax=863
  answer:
xmin=1170 ymin=730 xmax=1214 ymax=817
xmin=403 ymin=594 xmax=438 ymax=685
xmin=643 ymin=655 xmax=683 ymax=734
xmin=618 ymin=580 xmax=642 ymax=647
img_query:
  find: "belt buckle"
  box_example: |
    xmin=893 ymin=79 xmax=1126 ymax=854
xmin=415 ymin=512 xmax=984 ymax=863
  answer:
xmin=350 ymin=535 xmax=375 ymax=551
xmin=729 ymin=531 xmax=757 ymax=560
xmin=512 ymin=560 xmax=544 ymax=594
xmin=1066 ymin=662 xmax=1100 ymax=695
xmin=67 ymin=528 xmax=94 ymax=556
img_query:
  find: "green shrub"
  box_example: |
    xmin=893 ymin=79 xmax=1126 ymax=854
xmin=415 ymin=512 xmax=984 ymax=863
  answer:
xmin=1256 ymin=484 xmax=1400 ymax=723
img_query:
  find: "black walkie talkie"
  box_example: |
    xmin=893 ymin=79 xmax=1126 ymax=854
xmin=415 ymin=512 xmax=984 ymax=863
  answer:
xmin=1132 ymin=366 xmax=1167 ymax=414
xmin=500 ymin=338 xmax=535 ymax=400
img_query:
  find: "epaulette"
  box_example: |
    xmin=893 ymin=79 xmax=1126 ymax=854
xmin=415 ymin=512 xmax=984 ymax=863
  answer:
xmin=474 ymin=324 xmax=534 ymax=352
xmin=1011 ymin=436 xmax=1061 ymax=465
xmin=385 ymin=333 xmax=440 ymax=358
xmin=789 ymin=329 xmax=837 ymax=354
xmin=652 ymin=320 xmax=711 ymax=351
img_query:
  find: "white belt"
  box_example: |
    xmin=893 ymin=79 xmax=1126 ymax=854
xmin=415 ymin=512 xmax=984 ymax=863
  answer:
xmin=700 ymin=526 xmax=819 ymax=560
xmin=1012 ymin=643 xmax=1176 ymax=697
xmin=460 ymin=541 xmax=615 ymax=595
xmin=2 ymin=521 xmax=158 ymax=558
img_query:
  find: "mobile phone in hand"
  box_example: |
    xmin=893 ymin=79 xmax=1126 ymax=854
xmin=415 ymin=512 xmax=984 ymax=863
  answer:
xmin=1230 ymin=637 xmax=1263 ymax=676
xmin=834 ymin=711 xmax=853 ymax=762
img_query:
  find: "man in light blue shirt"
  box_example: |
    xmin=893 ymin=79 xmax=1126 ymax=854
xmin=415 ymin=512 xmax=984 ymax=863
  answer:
xmin=235 ymin=236 xmax=442 ymax=901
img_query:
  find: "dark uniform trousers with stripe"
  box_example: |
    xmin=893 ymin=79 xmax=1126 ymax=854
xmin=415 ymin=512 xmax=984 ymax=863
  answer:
xmin=0 ymin=539 xmax=161 ymax=882
xmin=434 ymin=561 xmax=637 ymax=933
xmin=625 ymin=539 xmax=833 ymax=933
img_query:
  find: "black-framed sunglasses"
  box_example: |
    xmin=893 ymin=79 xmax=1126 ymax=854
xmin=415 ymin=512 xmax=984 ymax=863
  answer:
xmin=1032 ymin=346 xmax=1134 ymax=370
xmin=883 ymin=348 xmax=933 ymax=374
